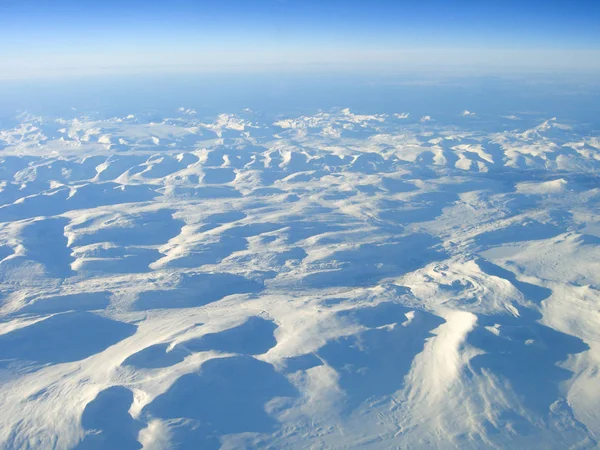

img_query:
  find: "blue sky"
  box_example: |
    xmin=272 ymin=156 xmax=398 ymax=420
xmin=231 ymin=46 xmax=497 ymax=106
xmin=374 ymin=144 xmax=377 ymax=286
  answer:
xmin=1 ymin=0 xmax=600 ymax=78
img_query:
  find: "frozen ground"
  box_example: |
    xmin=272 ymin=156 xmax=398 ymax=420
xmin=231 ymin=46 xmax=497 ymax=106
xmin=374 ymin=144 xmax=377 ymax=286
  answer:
xmin=0 ymin=103 xmax=599 ymax=449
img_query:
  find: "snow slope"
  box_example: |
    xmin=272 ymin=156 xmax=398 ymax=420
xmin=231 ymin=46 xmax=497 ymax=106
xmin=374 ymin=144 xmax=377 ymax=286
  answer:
xmin=0 ymin=107 xmax=599 ymax=449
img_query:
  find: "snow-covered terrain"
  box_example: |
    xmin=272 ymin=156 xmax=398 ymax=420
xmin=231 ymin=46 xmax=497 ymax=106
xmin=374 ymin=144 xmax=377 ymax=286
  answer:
xmin=0 ymin=106 xmax=599 ymax=449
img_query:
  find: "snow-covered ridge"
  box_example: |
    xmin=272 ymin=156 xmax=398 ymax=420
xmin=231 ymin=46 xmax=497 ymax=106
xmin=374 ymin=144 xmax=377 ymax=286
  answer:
xmin=0 ymin=108 xmax=599 ymax=449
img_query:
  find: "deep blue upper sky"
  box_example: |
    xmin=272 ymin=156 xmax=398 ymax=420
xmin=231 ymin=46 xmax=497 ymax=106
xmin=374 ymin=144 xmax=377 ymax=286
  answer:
xmin=1 ymin=0 xmax=599 ymax=78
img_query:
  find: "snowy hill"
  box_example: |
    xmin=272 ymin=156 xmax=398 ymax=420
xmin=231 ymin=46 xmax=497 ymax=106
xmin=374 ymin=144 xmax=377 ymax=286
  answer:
xmin=0 ymin=107 xmax=599 ymax=449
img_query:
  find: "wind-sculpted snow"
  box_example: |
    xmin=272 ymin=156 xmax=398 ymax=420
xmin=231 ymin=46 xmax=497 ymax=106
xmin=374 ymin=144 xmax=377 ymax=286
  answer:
xmin=0 ymin=107 xmax=599 ymax=449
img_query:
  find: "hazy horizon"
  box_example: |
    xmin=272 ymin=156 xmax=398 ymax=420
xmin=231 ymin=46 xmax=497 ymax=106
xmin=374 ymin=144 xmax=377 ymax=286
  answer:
xmin=2 ymin=0 xmax=600 ymax=79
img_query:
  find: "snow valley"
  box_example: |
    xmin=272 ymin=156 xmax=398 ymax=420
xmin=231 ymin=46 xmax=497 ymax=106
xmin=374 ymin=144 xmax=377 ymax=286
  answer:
xmin=0 ymin=106 xmax=599 ymax=449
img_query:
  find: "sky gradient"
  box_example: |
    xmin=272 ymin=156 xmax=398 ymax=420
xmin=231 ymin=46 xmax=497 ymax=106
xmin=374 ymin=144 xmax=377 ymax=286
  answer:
xmin=1 ymin=0 xmax=600 ymax=78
